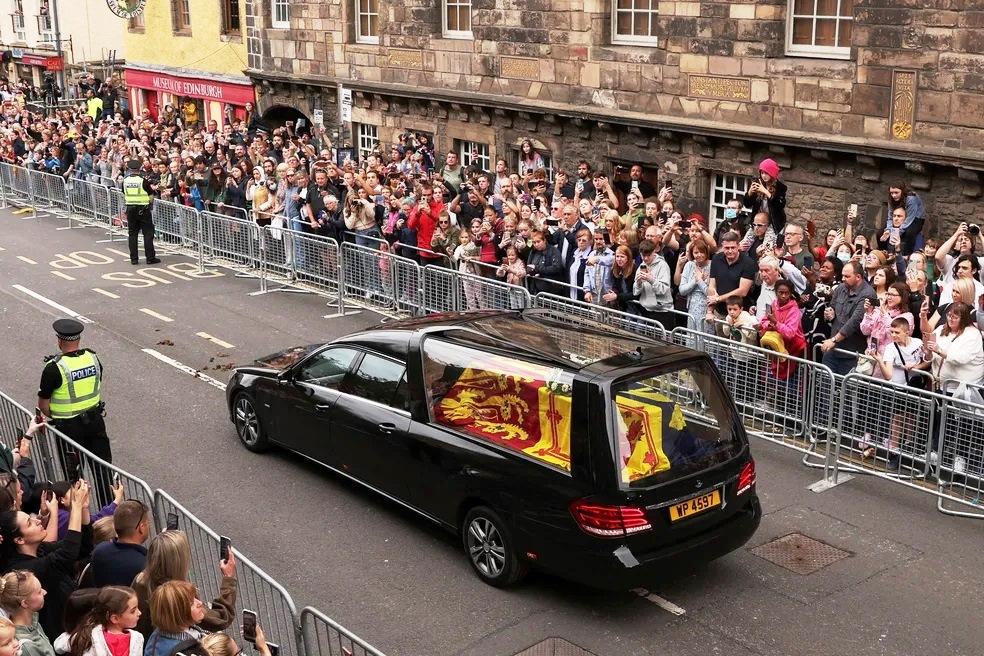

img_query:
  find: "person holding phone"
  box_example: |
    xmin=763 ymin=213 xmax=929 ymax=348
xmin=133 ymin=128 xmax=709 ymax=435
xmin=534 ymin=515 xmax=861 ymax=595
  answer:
xmin=201 ymin=617 xmax=276 ymax=656
xmin=0 ymin=481 xmax=91 ymax=639
xmin=144 ymin=581 xmax=207 ymax=656
xmin=132 ymin=531 xmax=237 ymax=639
xmin=741 ymin=158 xmax=787 ymax=235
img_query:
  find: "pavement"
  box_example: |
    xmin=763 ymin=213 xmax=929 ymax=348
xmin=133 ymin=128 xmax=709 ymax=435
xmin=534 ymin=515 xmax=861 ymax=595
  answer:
xmin=0 ymin=206 xmax=982 ymax=656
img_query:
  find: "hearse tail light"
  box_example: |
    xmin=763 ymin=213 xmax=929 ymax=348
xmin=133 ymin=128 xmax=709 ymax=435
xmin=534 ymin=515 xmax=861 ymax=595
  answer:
xmin=737 ymin=459 xmax=756 ymax=496
xmin=570 ymin=500 xmax=652 ymax=538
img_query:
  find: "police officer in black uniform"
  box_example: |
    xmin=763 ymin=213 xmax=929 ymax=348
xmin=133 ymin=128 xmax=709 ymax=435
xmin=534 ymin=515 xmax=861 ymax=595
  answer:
xmin=122 ymin=159 xmax=160 ymax=266
xmin=38 ymin=319 xmax=112 ymax=498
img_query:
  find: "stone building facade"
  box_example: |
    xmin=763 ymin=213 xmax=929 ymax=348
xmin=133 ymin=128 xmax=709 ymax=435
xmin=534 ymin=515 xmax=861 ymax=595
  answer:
xmin=245 ymin=0 xmax=984 ymax=235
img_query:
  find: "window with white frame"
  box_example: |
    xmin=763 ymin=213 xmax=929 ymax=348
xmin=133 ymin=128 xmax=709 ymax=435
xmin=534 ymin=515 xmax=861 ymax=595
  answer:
xmin=457 ymin=140 xmax=490 ymax=173
xmin=355 ymin=0 xmax=379 ymax=44
xmin=38 ymin=0 xmax=52 ymax=42
xmin=271 ymin=0 xmax=289 ymax=28
xmin=612 ymin=0 xmax=658 ymax=46
xmin=708 ymin=172 xmax=752 ymax=230
xmin=357 ymin=123 xmax=378 ymax=162
xmin=11 ymin=0 xmax=25 ymax=41
xmin=442 ymin=0 xmax=471 ymax=38
xmin=786 ymin=0 xmax=853 ymax=59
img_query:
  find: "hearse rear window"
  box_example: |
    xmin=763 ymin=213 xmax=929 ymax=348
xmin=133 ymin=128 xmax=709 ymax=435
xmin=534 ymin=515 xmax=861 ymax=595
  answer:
xmin=422 ymin=338 xmax=574 ymax=472
xmin=613 ymin=361 xmax=741 ymax=488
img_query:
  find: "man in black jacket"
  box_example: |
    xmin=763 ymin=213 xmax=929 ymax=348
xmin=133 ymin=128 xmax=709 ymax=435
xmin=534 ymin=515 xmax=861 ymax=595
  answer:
xmin=526 ymin=230 xmax=565 ymax=295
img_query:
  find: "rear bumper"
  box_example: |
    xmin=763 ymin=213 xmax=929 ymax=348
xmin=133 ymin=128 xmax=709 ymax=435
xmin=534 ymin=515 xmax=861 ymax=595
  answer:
xmin=532 ymin=494 xmax=762 ymax=590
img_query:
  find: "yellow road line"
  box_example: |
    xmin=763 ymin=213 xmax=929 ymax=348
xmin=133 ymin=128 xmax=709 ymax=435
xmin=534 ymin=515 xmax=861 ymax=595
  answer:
xmin=92 ymin=287 xmax=120 ymax=299
xmin=196 ymin=332 xmax=235 ymax=349
xmin=16 ymin=256 xmax=37 ymax=265
xmin=50 ymin=271 xmax=76 ymax=281
xmin=139 ymin=308 xmax=174 ymax=323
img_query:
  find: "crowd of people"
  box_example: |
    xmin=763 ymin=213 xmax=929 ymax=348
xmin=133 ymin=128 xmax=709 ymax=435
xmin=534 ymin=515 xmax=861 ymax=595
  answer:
xmin=1 ymin=75 xmax=983 ymax=474
xmin=0 ymin=417 xmax=276 ymax=656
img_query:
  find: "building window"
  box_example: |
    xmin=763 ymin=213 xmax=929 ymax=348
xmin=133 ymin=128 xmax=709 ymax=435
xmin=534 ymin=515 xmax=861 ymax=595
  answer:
xmin=611 ymin=0 xmax=658 ymax=46
xmin=442 ymin=0 xmax=471 ymax=38
xmin=786 ymin=0 xmax=853 ymax=59
xmin=357 ymin=123 xmax=378 ymax=162
xmin=708 ymin=172 xmax=752 ymax=230
xmin=271 ymin=0 xmax=289 ymax=28
xmin=37 ymin=0 xmax=52 ymax=42
xmin=457 ymin=140 xmax=490 ymax=173
xmin=170 ymin=0 xmax=191 ymax=33
xmin=220 ymin=0 xmax=240 ymax=34
xmin=11 ymin=0 xmax=25 ymax=41
xmin=355 ymin=0 xmax=379 ymax=44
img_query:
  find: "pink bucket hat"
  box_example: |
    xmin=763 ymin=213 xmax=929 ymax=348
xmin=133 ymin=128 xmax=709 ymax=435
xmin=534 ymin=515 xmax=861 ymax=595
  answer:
xmin=758 ymin=158 xmax=780 ymax=179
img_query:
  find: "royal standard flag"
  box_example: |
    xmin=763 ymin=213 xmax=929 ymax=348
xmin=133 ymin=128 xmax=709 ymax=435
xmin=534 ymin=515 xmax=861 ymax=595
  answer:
xmin=435 ymin=363 xmax=572 ymax=471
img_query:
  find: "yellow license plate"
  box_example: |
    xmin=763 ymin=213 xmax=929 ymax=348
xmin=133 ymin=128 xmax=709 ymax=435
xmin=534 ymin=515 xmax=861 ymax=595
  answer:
xmin=669 ymin=489 xmax=721 ymax=521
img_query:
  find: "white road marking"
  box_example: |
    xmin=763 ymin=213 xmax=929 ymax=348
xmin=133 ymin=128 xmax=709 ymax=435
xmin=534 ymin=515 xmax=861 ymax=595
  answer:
xmin=0 ymin=245 xmax=6 ymax=251
xmin=11 ymin=284 xmax=93 ymax=323
xmin=50 ymin=271 xmax=76 ymax=281
xmin=106 ymin=248 xmax=130 ymax=258
xmin=632 ymin=588 xmax=687 ymax=615
xmin=196 ymin=332 xmax=235 ymax=349
xmin=139 ymin=308 xmax=174 ymax=323
xmin=17 ymin=256 xmax=37 ymax=265
xmin=142 ymin=348 xmax=228 ymax=391
xmin=91 ymin=287 xmax=120 ymax=299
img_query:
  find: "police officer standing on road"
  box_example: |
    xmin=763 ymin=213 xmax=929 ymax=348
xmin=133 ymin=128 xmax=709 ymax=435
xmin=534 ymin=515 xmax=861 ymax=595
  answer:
xmin=37 ymin=319 xmax=112 ymax=475
xmin=122 ymin=159 xmax=160 ymax=266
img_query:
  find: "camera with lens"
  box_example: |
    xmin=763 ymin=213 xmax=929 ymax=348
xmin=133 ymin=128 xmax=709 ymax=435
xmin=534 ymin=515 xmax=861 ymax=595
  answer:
xmin=970 ymin=224 xmax=981 ymax=236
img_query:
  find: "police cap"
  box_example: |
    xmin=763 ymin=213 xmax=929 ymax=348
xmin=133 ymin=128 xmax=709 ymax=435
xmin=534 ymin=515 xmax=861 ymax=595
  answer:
xmin=126 ymin=159 xmax=141 ymax=171
xmin=53 ymin=318 xmax=84 ymax=341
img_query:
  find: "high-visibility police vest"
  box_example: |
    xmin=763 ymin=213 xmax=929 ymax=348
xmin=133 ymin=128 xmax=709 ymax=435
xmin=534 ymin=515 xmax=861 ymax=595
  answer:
xmin=123 ymin=175 xmax=151 ymax=206
xmin=48 ymin=351 xmax=102 ymax=420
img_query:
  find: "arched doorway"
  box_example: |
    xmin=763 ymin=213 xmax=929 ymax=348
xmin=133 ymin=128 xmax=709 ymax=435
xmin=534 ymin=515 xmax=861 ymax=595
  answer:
xmin=260 ymin=105 xmax=310 ymax=133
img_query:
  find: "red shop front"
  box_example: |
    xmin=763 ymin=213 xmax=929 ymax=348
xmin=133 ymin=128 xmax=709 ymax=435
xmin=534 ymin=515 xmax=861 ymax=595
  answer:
xmin=124 ymin=67 xmax=254 ymax=126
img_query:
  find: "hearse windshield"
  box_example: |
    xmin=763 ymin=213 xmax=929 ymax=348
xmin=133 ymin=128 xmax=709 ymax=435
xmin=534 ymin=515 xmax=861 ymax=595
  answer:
xmin=612 ymin=360 xmax=741 ymax=489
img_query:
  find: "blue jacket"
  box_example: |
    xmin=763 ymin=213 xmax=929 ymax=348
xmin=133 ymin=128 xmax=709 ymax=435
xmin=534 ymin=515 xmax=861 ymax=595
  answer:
xmin=144 ymin=629 xmax=201 ymax=656
xmin=89 ymin=538 xmax=147 ymax=587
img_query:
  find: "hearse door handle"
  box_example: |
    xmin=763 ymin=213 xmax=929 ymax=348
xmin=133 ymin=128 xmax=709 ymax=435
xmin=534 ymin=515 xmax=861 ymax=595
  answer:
xmin=314 ymin=404 xmax=331 ymax=415
xmin=377 ymin=422 xmax=396 ymax=435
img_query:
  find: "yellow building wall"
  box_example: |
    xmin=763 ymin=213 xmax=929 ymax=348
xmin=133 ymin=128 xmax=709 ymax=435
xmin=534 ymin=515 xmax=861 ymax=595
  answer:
xmin=122 ymin=0 xmax=247 ymax=77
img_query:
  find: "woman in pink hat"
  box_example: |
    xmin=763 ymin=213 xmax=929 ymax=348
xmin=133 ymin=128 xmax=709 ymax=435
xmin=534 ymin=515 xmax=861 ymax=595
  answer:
xmin=742 ymin=157 xmax=787 ymax=235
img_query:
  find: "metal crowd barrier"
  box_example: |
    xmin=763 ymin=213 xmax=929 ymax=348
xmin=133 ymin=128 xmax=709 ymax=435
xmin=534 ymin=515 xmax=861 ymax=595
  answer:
xmin=0 ymin=390 xmax=156 ymax=529
xmin=154 ymin=491 xmax=303 ymax=656
xmin=201 ymin=211 xmax=261 ymax=273
xmin=534 ymin=292 xmax=665 ymax=341
xmin=300 ymin=607 xmax=385 ymax=656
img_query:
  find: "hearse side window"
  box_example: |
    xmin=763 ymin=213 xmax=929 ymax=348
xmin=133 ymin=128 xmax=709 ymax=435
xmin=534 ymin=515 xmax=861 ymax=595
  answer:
xmin=422 ymin=338 xmax=574 ymax=472
xmin=295 ymin=347 xmax=359 ymax=388
xmin=340 ymin=352 xmax=407 ymax=409
xmin=613 ymin=361 xmax=741 ymax=488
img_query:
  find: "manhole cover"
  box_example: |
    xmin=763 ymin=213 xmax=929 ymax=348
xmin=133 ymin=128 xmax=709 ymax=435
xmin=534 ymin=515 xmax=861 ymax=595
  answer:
xmin=750 ymin=532 xmax=852 ymax=575
xmin=513 ymin=638 xmax=599 ymax=656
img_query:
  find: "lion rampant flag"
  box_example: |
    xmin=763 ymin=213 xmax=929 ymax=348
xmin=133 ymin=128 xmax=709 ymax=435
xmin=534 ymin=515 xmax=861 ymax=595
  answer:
xmin=615 ymin=389 xmax=679 ymax=483
xmin=434 ymin=364 xmax=572 ymax=471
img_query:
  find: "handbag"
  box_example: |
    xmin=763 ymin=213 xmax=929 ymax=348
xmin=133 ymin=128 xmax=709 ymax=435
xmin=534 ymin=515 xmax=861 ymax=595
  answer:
xmin=269 ymin=215 xmax=284 ymax=241
xmin=854 ymin=354 xmax=875 ymax=376
xmin=894 ymin=342 xmax=925 ymax=390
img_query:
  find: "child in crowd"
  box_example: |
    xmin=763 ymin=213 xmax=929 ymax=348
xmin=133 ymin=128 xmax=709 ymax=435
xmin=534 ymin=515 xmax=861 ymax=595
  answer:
xmin=0 ymin=570 xmax=55 ymax=656
xmin=67 ymin=586 xmax=144 ymax=656
xmin=875 ymin=317 xmax=927 ymax=469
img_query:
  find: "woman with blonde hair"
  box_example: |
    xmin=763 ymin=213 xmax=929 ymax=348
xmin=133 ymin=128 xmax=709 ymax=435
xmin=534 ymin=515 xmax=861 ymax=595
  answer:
xmin=200 ymin=622 xmax=273 ymax=656
xmin=0 ymin=570 xmax=54 ymax=656
xmin=131 ymin=531 xmax=236 ymax=639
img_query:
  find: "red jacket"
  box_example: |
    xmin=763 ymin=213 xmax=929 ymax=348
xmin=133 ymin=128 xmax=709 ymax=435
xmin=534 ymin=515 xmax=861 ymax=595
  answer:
xmin=408 ymin=199 xmax=445 ymax=260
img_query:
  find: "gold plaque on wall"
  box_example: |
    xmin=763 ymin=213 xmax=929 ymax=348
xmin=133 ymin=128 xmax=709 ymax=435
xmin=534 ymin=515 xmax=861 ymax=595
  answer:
xmin=890 ymin=70 xmax=917 ymax=141
xmin=688 ymin=75 xmax=752 ymax=101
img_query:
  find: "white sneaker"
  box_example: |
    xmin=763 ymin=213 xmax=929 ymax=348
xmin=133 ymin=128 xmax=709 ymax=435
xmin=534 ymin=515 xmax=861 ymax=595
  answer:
xmin=954 ymin=456 xmax=967 ymax=475
xmin=929 ymin=451 xmax=939 ymax=466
